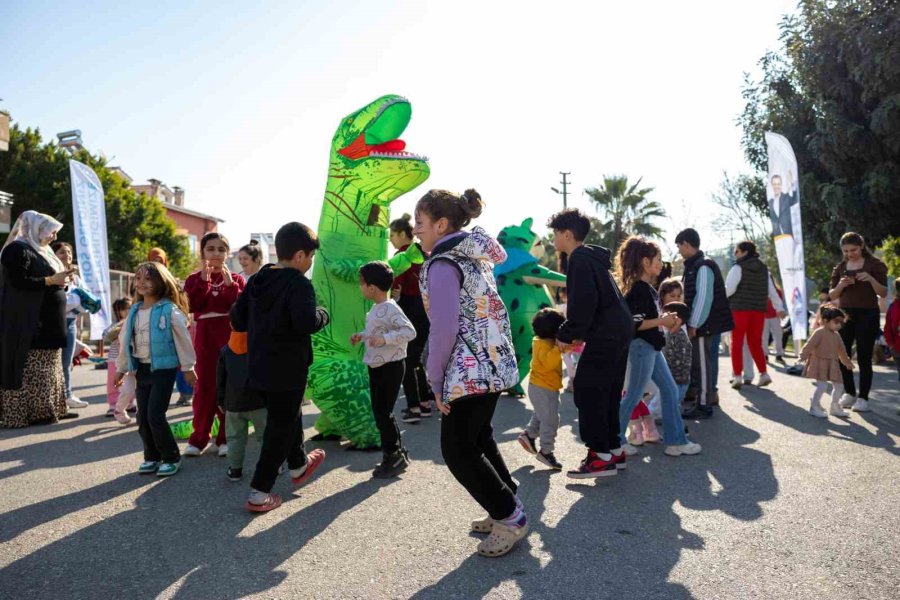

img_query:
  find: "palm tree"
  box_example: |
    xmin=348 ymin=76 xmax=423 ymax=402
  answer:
xmin=584 ymin=175 xmax=666 ymax=253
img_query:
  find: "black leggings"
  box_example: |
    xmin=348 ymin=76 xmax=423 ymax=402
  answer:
xmin=369 ymin=361 xmax=405 ymax=455
xmin=135 ymin=365 xmax=180 ymax=463
xmin=839 ymin=308 xmax=880 ymax=399
xmin=441 ymin=393 xmax=517 ymax=520
xmin=398 ymin=295 xmax=430 ymax=408
xmin=251 ymin=389 xmax=308 ymax=493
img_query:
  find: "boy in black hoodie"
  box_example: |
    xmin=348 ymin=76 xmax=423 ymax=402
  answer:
xmin=231 ymin=222 xmax=330 ymax=512
xmin=548 ymin=209 xmax=633 ymax=479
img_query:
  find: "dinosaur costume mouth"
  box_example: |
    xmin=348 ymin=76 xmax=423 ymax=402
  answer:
xmin=337 ymin=98 xmax=428 ymax=162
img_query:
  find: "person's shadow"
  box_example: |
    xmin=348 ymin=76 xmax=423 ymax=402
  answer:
xmin=411 ymin=395 xmax=777 ymax=599
xmin=0 ymin=459 xmax=395 ymax=599
xmin=738 ymin=382 xmax=899 ymax=454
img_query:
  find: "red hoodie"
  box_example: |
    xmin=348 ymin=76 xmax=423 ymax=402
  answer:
xmin=885 ymin=299 xmax=900 ymax=352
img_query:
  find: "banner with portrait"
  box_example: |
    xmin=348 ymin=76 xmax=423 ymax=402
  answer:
xmin=764 ymin=132 xmax=807 ymax=340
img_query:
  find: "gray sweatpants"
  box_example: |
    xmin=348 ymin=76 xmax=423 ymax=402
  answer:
xmin=525 ymin=383 xmax=560 ymax=453
xmin=225 ymin=408 xmax=268 ymax=471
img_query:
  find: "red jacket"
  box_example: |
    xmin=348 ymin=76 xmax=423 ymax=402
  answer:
xmin=392 ymin=244 xmax=423 ymax=297
xmin=885 ymin=299 xmax=900 ymax=352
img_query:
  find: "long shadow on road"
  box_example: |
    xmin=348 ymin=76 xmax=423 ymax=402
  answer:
xmin=412 ymin=396 xmax=777 ymax=599
xmin=0 ymin=462 xmax=394 ymax=599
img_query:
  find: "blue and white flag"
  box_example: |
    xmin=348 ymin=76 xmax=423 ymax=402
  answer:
xmin=70 ymin=160 xmax=111 ymax=339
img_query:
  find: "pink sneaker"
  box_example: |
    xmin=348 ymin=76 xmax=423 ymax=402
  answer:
xmin=114 ymin=411 xmax=134 ymax=425
xmin=626 ymin=420 xmax=644 ymax=446
xmin=641 ymin=415 xmax=660 ymax=443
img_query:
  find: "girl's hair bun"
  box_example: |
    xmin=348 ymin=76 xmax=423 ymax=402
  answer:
xmin=460 ymin=188 xmax=483 ymax=219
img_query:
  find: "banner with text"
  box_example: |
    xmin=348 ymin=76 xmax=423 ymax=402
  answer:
xmin=764 ymin=132 xmax=807 ymax=340
xmin=70 ymin=160 xmax=112 ymax=339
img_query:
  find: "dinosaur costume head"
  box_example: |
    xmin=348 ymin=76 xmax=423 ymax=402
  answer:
xmin=498 ymin=218 xmax=543 ymax=257
xmin=323 ymin=95 xmax=430 ymax=235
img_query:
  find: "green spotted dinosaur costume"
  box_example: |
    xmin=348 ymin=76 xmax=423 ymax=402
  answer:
xmin=309 ymin=95 xmax=430 ymax=448
xmin=494 ymin=218 xmax=567 ymax=396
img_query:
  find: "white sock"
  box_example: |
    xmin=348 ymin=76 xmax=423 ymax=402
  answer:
xmin=289 ymin=462 xmax=308 ymax=479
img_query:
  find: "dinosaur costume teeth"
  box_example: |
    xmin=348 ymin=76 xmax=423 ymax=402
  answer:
xmin=308 ymin=95 xmax=430 ymax=447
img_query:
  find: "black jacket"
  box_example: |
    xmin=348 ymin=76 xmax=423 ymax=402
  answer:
xmin=230 ymin=264 xmax=329 ymax=392
xmin=626 ymin=280 xmax=665 ymax=351
xmin=729 ymin=254 xmax=769 ymax=312
xmin=682 ymin=251 xmax=734 ymax=337
xmin=557 ymin=244 xmax=633 ymax=351
xmin=0 ymin=242 xmax=67 ymax=391
xmin=216 ymin=346 xmax=265 ymax=412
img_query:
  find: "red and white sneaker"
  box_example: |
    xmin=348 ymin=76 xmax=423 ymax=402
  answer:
xmin=291 ymin=449 xmax=326 ymax=487
xmin=611 ymin=449 xmax=627 ymax=470
xmin=566 ymin=451 xmax=618 ymax=479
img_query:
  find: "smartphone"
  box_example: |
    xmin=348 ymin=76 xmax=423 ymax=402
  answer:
xmin=844 ymin=269 xmax=860 ymax=278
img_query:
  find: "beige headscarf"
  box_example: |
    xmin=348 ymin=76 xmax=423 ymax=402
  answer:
xmin=2 ymin=210 xmax=65 ymax=273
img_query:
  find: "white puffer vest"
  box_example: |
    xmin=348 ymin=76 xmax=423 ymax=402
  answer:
xmin=420 ymin=228 xmax=519 ymax=403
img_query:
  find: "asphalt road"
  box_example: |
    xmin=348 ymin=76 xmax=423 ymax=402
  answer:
xmin=1 ymin=357 xmax=898 ymax=600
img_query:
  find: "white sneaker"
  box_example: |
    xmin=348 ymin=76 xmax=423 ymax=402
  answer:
xmin=664 ymin=442 xmax=702 ymax=456
xmin=730 ymin=377 xmax=743 ymax=390
xmin=808 ymin=404 xmax=828 ymax=418
xmin=839 ymin=393 xmax=856 ymax=409
xmin=852 ymin=398 xmax=871 ymax=412
xmin=67 ymin=396 xmax=88 ymax=408
xmin=743 ymin=378 xmax=753 ymax=385
xmin=183 ymin=444 xmax=202 ymax=457
xmin=217 ymin=443 xmax=228 ymax=457
xmin=756 ymin=372 xmax=773 ymax=387
xmin=829 ymin=401 xmax=848 ymax=418
xmin=621 ymin=443 xmax=639 ymax=456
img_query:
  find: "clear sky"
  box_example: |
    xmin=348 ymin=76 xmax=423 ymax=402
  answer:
xmin=1 ymin=0 xmax=797 ymax=257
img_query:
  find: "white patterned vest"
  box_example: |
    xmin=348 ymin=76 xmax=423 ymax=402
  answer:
xmin=420 ymin=228 xmax=519 ymax=403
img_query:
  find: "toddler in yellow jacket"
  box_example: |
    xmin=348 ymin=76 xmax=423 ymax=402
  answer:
xmin=517 ymin=308 xmax=567 ymax=470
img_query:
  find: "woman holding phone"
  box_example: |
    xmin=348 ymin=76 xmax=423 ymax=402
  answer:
xmin=829 ymin=232 xmax=888 ymax=412
xmin=1 ymin=211 xmax=80 ymax=427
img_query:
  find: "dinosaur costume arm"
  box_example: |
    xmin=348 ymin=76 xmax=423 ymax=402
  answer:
xmin=522 ymin=264 xmax=567 ymax=288
xmin=387 ymin=243 xmax=424 ymax=276
xmin=331 ymin=244 xmax=423 ymax=283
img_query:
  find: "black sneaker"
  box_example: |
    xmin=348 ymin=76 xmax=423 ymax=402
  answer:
xmin=682 ymin=404 xmax=714 ymax=420
xmin=775 ymin=356 xmax=787 ymax=365
xmin=126 ymin=406 xmax=137 ymax=414
xmin=418 ymin=405 xmax=433 ymax=418
xmin=227 ymin=467 xmax=242 ymax=482
xmin=400 ymin=408 xmax=421 ymax=423
xmin=536 ymin=451 xmax=562 ymax=470
xmin=517 ymin=432 xmax=538 ymax=455
xmin=176 ymin=394 xmax=192 ymax=407
xmin=373 ymin=450 xmax=409 ymax=478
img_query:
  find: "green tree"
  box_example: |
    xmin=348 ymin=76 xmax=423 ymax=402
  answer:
xmin=584 ymin=175 xmax=665 ymax=254
xmin=738 ymin=0 xmax=900 ymax=249
xmin=0 ymin=123 xmax=193 ymax=278
xmin=881 ymin=236 xmax=900 ymax=278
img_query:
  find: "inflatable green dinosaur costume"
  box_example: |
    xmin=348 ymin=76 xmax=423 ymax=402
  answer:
xmin=494 ymin=218 xmax=566 ymax=396
xmin=309 ymin=95 xmax=430 ymax=447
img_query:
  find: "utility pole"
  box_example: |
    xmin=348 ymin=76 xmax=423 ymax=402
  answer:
xmin=550 ymin=171 xmax=571 ymax=209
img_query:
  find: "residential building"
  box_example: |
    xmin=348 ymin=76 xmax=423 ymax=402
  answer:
xmin=0 ymin=191 xmax=13 ymax=234
xmin=126 ymin=176 xmax=223 ymax=256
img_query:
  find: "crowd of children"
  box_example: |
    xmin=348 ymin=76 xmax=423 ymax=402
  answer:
xmin=98 ymin=193 xmax=895 ymax=559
